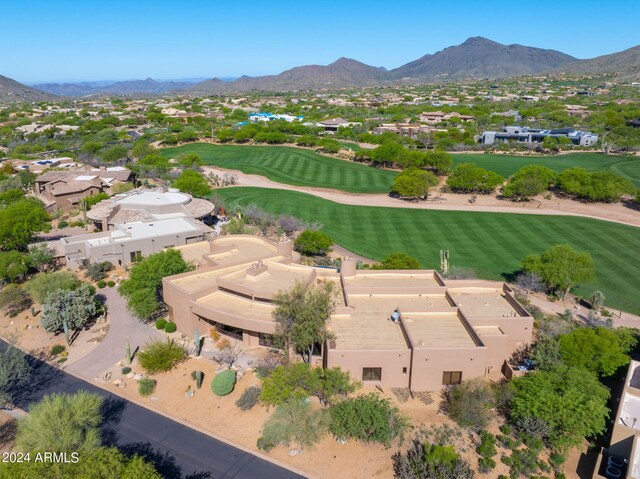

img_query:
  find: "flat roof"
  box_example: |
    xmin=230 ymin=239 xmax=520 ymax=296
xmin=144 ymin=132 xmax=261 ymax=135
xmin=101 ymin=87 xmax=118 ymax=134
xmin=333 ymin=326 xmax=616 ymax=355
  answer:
xmin=344 ymin=272 xmax=440 ymax=289
xmin=448 ymin=288 xmax=520 ymax=318
xmin=219 ymin=261 xmax=315 ymax=296
xmin=330 ymin=296 xmax=409 ymax=350
xmin=205 ymin=237 xmax=280 ymax=267
xmin=85 ymin=218 xmax=200 ymax=246
xmin=196 ymin=291 xmax=274 ymax=322
xmin=403 ymin=312 xmax=477 ymax=349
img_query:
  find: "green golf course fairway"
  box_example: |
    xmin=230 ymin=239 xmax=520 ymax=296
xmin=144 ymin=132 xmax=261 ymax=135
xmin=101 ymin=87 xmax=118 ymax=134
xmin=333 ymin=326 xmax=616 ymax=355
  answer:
xmin=216 ymin=187 xmax=640 ymax=315
xmin=451 ymin=152 xmax=640 ymax=186
xmin=160 ymin=143 xmax=396 ymax=193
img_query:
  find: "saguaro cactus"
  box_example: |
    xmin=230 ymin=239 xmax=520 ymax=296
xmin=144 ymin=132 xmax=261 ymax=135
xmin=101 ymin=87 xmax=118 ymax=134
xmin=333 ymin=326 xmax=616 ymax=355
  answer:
xmin=591 ymin=291 xmax=605 ymax=312
xmin=125 ymin=338 xmax=131 ymax=364
xmin=440 ymin=250 xmax=450 ymax=277
xmin=63 ymin=320 xmax=70 ymax=346
xmin=194 ymin=328 xmax=201 ymax=356
xmin=195 ymin=370 xmax=203 ymax=389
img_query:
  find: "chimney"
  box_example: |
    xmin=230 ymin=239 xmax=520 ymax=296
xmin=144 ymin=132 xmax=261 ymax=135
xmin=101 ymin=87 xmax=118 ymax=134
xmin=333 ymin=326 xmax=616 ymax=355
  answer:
xmin=340 ymin=256 xmax=357 ymax=278
xmin=277 ymin=236 xmax=293 ymax=258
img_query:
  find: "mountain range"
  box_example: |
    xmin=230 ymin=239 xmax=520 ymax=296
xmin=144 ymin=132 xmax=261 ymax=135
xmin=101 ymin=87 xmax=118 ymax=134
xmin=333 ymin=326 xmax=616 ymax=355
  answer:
xmin=2 ymin=37 xmax=639 ymax=101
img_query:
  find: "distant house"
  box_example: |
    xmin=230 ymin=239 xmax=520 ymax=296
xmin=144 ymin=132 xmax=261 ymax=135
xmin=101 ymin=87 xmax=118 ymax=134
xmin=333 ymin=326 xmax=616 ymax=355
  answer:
xmin=248 ymin=112 xmax=303 ymax=123
xmin=481 ymin=126 xmax=598 ymax=147
xmin=316 ymin=118 xmax=351 ymax=132
xmin=419 ymin=111 xmax=475 ymax=124
xmin=35 ymin=166 xmax=134 ymax=211
xmin=373 ymin=123 xmax=444 ymax=139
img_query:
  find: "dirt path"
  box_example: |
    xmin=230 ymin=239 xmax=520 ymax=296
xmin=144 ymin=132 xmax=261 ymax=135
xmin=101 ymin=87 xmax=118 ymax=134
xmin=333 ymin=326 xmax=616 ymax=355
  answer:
xmin=204 ymin=166 xmax=640 ymax=228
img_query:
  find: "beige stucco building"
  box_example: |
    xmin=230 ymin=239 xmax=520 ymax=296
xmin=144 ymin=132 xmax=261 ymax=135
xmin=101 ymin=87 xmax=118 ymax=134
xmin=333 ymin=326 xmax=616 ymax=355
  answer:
xmin=61 ymin=188 xmax=215 ymax=267
xmin=163 ymin=235 xmax=533 ymax=391
xmin=593 ymin=360 xmax=640 ymax=478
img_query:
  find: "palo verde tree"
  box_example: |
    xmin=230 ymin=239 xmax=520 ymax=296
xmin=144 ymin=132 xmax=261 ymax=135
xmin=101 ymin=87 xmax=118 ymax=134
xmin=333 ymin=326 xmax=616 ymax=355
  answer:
xmin=119 ymin=249 xmax=193 ymax=320
xmin=521 ymin=244 xmax=595 ymax=300
xmin=390 ymin=168 xmax=439 ymax=200
xmin=272 ymin=280 xmax=335 ymax=363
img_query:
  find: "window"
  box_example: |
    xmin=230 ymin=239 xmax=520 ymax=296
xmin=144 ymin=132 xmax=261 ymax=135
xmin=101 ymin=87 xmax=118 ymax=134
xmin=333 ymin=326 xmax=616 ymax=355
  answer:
xmin=130 ymin=251 xmax=142 ymax=262
xmin=362 ymin=367 xmax=382 ymax=381
xmin=442 ymin=371 xmax=462 ymax=386
xmin=259 ymin=333 xmax=277 ymax=348
xmin=402 ymin=367 xmax=407 ymax=374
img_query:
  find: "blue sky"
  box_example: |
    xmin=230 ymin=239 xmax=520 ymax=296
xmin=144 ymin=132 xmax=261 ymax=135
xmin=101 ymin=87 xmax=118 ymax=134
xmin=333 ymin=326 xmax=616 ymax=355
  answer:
xmin=3 ymin=0 xmax=639 ymax=83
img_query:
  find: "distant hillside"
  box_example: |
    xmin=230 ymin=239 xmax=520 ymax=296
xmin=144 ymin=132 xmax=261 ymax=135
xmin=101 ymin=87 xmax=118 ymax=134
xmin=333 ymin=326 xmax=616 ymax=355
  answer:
xmin=559 ymin=44 xmax=640 ymax=81
xmin=0 ymin=75 xmax=55 ymax=102
xmin=34 ymin=78 xmax=194 ymax=97
xmin=188 ymin=58 xmax=389 ymax=94
xmin=391 ymin=37 xmax=577 ymax=80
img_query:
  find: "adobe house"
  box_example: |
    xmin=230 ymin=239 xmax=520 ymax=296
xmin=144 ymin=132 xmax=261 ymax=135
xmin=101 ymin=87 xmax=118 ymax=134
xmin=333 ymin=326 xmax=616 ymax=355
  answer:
xmin=163 ymin=235 xmax=533 ymax=391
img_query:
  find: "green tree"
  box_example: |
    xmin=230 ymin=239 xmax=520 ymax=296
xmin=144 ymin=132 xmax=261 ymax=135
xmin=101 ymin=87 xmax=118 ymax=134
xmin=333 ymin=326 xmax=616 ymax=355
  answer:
xmin=0 ymin=250 xmax=28 ymax=282
xmin=25 ymin=270 xmax=83 ymax=303
xmin=272 ymin=281 xmax=335 ymax=363
xmin=173 ymin=169 xmax=211 ymax=197
xmin=258 ymin=398 xmax=328 ymax=452
xmin=0 ymin=341 xmax=31 ymax=408
xmin=178 ymin=152 xmax=203 ymax=168
xmin=392 ymin=437 xmax=474 ymax=479
xmin=558 ymin=327 xmax=636 ymax=377
xmin=260 ymin=363 xmax=358 ymax=406
xmin=510 ymin=366 xmax=610 ymax=452
xmin=391 ymin=168 xmax=439 ymax=200
xmin=119 ymin=249 xmax=193 ymax=320
xmin=423 ymin=149 xmax=453 ymax=174
xmin=0 ymin=198 xmax=49 ymax=251
xmin=521 ymin=244 xmax=595 ymax=300
xmin=15 ymin=391 xmax=103 ymax=452
xmin=41 ymin=284 xmax=98 ymax=333
xmin=557 ymin=168 xmax=634 ymax=202
xmin=502 ymin=165 xmax=557 ymax=200
xmin=370 ymin=142 xmax=406 ymax=166
xmin=131 ymin=140 xmax=155 ymax=159
xmin=294 ymin=229 xmax=333 ymax=256
xmin=101 ymin=145 xmax=128 ymax=163
xmin=373 ymin=252 xmax=420 ymax=270
xmin=329 ymin=393 xmax=408 ymax=446
xmin=446 ymin=163 xmax=504 ymax=194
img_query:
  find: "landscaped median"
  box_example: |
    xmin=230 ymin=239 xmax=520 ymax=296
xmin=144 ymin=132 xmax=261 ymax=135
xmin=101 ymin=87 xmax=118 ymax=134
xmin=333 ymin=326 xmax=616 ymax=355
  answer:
xmin=216 ymin=186 xmax=640 ymax=315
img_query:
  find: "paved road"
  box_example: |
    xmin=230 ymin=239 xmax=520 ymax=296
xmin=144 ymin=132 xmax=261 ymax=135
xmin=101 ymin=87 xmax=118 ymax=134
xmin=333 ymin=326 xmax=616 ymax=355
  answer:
xmin=65 ymin=287 xmax=163 ymax=379
xmin=2 ymin=340 xmax=305 ymax=479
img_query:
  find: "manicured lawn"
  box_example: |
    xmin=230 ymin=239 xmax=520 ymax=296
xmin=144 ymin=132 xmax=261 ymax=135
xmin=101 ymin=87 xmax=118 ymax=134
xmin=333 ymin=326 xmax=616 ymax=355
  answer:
xmin=160 ymin=143 xmax=396 ymax=193
xmin=217 ymin=187 xmax=640 ymax=315
xmin=451 ymin=153 xmax=640 ymax=186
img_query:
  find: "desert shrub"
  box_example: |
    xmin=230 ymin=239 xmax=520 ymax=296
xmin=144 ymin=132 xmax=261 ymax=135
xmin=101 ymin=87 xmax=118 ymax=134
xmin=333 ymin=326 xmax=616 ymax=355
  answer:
xmin=121 ymin=367 xmax=131 ymax=375
xmin=251 ymin=354 xmax=282 ymax=378
xmin=96 ymin=280 xmax=106 ymax=289
xmin=50 ymin=344 xmax=66 ymax=356
xmin=329 ymin=393 xmax=408 ymax=446
xmin=478 ymin=456 xmax=497 ymax=473
xmin=211 ymin=369 xmax=236 ymax=396
xmin=216 ymin=337 xmax=232 ymax=350
xmin=392 ymin=388 xmax=411 ymax=403
xmin=84 ymin=261 xmax=113 ymax=281
xmin=260 ymin=363 xmax=358 ymax=406
xmin=155 ymin=318 xmax=167 ymax=330
xmin=163 ymin=321 xmax=177 ymax=333
xmin=257 ymin=398 xmax=328 ymax=452
xmin=477 ymin=430 xmax=498 ymax=472
xmin=137 ymin=339 xmax=187 ymax=375
xmin=25 ymin=270 xmax=83 ymax=304
xmin=392 ymin=436 xmax=474 ymax=479
xmin=58 ymin=220 xmax=68 ymax=228
xmin=444 ymin=378 xmax=495 ymax=431
xmin=235 ymin=385 xmax=262 ymax=411
xmin=415 ymin=391 xmax=433 ymax=405
xmin=294 ymin=229 xmax=333 ymax=256
xmin=209 ymin=326 xmax=220 ymax=341
xmin=107 ymin=280 xmax=115 ymax=287
xmin=138 ymin=378 xmax=156 ymax=396
xmin=0 ymin=284 xmax=32 ymax=317
xmin=40 ymin=285 xmax=98 ymax=333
